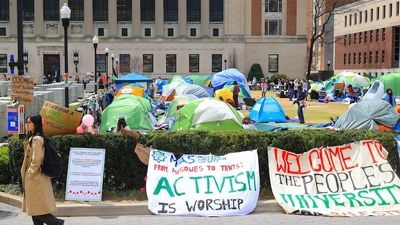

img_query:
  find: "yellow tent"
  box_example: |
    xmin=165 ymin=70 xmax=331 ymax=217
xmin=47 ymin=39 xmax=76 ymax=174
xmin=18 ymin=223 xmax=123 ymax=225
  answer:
xmin=215 ymin=88 xmax=233 ymax=101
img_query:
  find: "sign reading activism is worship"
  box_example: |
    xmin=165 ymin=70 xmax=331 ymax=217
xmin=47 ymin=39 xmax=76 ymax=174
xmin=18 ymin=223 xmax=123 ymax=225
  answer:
xmin=146 ymin=150 xmax=260 ymax=216
xmin=268 ymin=140 xmax=400 ymax=216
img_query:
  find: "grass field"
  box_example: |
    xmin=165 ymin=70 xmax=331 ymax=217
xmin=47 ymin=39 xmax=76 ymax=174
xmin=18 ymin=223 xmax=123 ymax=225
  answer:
xmin=245 ymin=90 xmax=349 ymax=124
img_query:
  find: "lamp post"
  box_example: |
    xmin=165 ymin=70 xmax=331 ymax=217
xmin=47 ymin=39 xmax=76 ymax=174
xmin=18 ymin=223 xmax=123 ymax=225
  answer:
xmin=224 ymin=59 xmax=227 ymax=70
xmin=60 ymin=3 xmax=71 ymax=108
xmin=93 ymin=35 xmax=99 ymax=94
xmin=8 ymin=0 xmax=24 ymax=76
xmin=115 ymin=58 xmax=119 ymax=76
xmin=105 ymin=48 xmax=109 ymax=88
xmin=327 ymin=60 xmax=331 ymax=71
xmin=111 ymin=53 xmax=114 ymax=78
xmin=73 ymin=50 xmax=79 ymax=73
xmin=23 ymin=50 xmax=28 ymax=73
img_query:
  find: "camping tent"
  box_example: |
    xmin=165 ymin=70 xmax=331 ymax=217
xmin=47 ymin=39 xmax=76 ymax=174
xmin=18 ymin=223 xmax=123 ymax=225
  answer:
xmin=99 ymin=95 xmax=153 ymax=131
xmin=211 ymin=68 xmax=248 ymax=90
xmin=171 ymin=98 xmax=244 ymax=131
xmin=115 ymin=83 xmax=146 ymax=97
xmin=377 ymin=73 xmax=400 ymax=96
xmin=362 ymin=80 xmax=385 ymax=100
xmin=249 ymin=97 xmax=287 ymax=123
xmin=161 ymin=76 xmax=188 ymax=101
xmin=175 ymin=83 xmax=214 ymax=98
xmin=114 ymin=72 xmax=153 ymax=90
xmin=185 ymin=75 xmax=212 ymax=86
xmin=334 ymin=99 xmax=398 ymax=130
xmin=166 ymin=94 xmax=198 ymax=117
xmin=324 ymin=72 xmax=370 ymax=94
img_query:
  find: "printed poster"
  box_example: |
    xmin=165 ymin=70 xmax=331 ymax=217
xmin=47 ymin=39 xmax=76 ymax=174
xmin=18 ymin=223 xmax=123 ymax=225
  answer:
xmin=146 ymin=150 xmax=260 ymax=216
xmin=268 ymin=140 xmax=400 ymax=216
xmin=65 ymin=148 xmax=106 ymax=202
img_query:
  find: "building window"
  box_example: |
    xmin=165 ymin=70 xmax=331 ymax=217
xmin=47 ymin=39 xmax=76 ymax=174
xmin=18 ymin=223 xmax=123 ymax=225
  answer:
xmin=353 ymin=53 xmax=356 ymax=65
xmin=375 ymin=51 xmax=379 ymax=63
xmin=354 ymin=13 xmax=357 ymax=25
xmin=376 ymin=29 xmax=379 ymax=42
xmin=370 ymin=30 xmax=373 ymax=42
xmin=349 ymin=14 xmax=352 ymax=26
xmin=141 ymin=0 xmax=155 ymax=21
xmin=390 ymin=3 xmax=393 ymax=17
xmin=382 ymin=50 xmax=385 ymax=63
xmin=396 ymin=27 xmax=400 ymax=63
xmin=98 ymin=28 xmax=104 ymax=36
xmin=189 ymin=54 xmax=200 ymax=72
xmin=359 ymin=11 xmax=362 ymax=24
xmin=383 ymin=28 xmax=386 ymax=41
xmin=117 ymin=0 xmax=132 ymax=21
xmin=167 ymin=28 xmax=174 ymax=37
xmin=121 ymin=28 xmax=128 ymax=36
xmin=344 ymin=35 xmax=347 ymax=45
xmin=166 ymin=54 xmax=177 ymax=73
xmin=23 ymin=0 xmax=34 ymax=21
xmin=0 ymin=0 xmax=9 ymax=21
xmin=265 ymin=19 xmax=282 ymax=35
xmin=143 ymin=54 xmax=154 ymax=73
xmin=383 ymin=5 xmax=386 ymax=18
xmin=364 ymin=31 xmax=367 ymax=43
xmin=348 ymin=52 xmax=351 ymax=64
xmin=377 ymin=7 xmax=380 ymax=20
xmin=397 ymin=2 xmax=399 ymax=16
xmin=363 ymin=52 xmax=367 ymax=64
xmin=268 ymin=54 xmax=279 ymax=73
xmin=371 ymin=8 xmax=373 ymax=21
xmin=212 ymin=54 xmax=222 ymax=72
xmin=345 ymin=15 xmax=347 ymax=27
xmin=0 ymin=27 xmax=6 ymax=36
xmin=210 ymin=0 xmax=223 ymax=22
xmin=364 ymin=10 xmax=368 ymax=23
xmin=359 ymin=32 xmax=362 ymax=44
xmin=96 ymin=54 xmax=106 ymax=73
xmin=69 ymin=0 xmax=84 ymax=21
xmin=164 ymin=0 xmax=178 ymax=21
xmin=358 ymin=52 xmax=361 ymax=64
xmin=0 ymin=54 xmax=7 ymax=73
xmin=190 ymin=28 xmax=197 ymax=37
xmin=145 ymin=28 xmax=151 ymax=36
xmin=344 ymin=54 xmax=347 ymax=65
xmin=44 ymin=0 xmax=59 ymax=21
xmin=369 ymin=51 xmax=372 ymax=64
xmin=353 ymin=33 xmax=356 ymax=44
xmin=349 ymin=34 xmax=352 ymax=45
xmin=213 ymin=28 xmax=219 ymax=37
xmin=187 ymin=0 xmax=201 ymax=22
xmin=94 ymin=0 xmax=108 ymax=21
xmin=265 ymin=0 xmax=282 ymax=13
xmin=119 ymin=54 xmax=130 ymax=73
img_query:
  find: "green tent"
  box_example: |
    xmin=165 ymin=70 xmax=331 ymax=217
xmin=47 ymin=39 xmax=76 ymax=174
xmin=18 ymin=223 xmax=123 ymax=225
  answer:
xmin=377 ymin=73 xmax=400 ymax=96
xmin=166 ymin=94 xmax=198 ymax=117
xmin=171 ymin=98 xmax=244 ymax=131
xmin=186 ymin=75 xmax=212 ymax=86
xmin=100 ymin=95 xmax=153 ymax=131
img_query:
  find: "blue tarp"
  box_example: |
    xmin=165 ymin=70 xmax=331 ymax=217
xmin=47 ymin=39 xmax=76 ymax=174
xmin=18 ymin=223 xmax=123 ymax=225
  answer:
xmin=249 ymin=97 xmax=287 ymax=123
xmin=115 ymin=72 xmax=153 ymax=90
xmin=211 ymin=68 xmax=248 ymax=90
xmin=156 ymin=80 xmax=168 ymax=93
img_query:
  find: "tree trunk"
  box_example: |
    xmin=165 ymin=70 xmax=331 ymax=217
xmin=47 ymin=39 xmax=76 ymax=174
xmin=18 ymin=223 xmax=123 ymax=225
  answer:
xmin=306 ymin=39 xmax=316 ymax=80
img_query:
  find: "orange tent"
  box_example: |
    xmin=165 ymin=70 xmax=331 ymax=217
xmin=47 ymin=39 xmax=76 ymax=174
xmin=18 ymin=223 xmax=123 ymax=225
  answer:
xmin=115 ymin=86 xmax=145 ymax=97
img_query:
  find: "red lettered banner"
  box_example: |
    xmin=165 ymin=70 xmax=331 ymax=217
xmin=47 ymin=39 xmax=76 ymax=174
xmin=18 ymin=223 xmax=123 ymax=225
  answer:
xmin=268 ymin=140 xmax=400 ymax=216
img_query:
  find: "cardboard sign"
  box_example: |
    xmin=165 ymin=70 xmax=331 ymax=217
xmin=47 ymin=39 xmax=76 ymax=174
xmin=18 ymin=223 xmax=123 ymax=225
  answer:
xmin=268 ymin=140 xmax=400 ymax=217
xmin=65 ymin=148 xmax=106 ymax=202
xmin=40 ymin=101 xmax=82 ymax=135
xmin=146 ymin=150 xmax=260 ymax=216
xmin=11 ymin=76 xmax=34 ymax=105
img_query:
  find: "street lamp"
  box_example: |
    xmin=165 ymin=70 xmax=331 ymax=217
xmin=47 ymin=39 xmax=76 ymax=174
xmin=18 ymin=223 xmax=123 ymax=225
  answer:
xmin=115 ymin=58 xmax=119 ymax=76
xmin=224 ymin=59 xmax=227 ymax=70
xmin=105 ymin=48 xmax=109 ymax=88
xmin=60 ymin=3 xmax=71 ymax=108
xmin=93 ymin=35 xmax=99 ymax=94
xmin=8 ymin=0 xmax=24 ymax=76
xmin=23 ymin=50 xmax=28 ymax=73
xmin=111 ymin=53 xmax=114 ymax=78
xmin=327 ymin=60 xmax=331 ymax=72
xmin=73 ymin=50 xmax=79 ymax=73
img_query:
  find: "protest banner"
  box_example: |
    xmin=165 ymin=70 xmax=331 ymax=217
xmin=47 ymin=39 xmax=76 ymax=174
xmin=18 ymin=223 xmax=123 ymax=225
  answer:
xmin=65 ymin=148 xmax=106 ymax=202
xmin=146 ymin=150 xmax=259 ymax=216
xmin=11 ymin=76 xmax=34 ymax=105
xmin=268 ymin=140 xmax=400 ymax=216
xmin=40 ymin=101 xmax=82 ymax=135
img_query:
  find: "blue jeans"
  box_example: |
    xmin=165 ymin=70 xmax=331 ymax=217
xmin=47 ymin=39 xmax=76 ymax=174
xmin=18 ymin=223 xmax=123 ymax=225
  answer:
xmin=297 ymin=105 xmax=305 ymax=124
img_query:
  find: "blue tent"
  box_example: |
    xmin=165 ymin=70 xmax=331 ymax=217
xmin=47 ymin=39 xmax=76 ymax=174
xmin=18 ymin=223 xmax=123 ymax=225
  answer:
xmin=211 ymin=68 xmax=248 ymax=90
xmin=115 ymin=72 xmax=153 ymax=90
xmin=249 ymin=97 xmax=287 ymax=123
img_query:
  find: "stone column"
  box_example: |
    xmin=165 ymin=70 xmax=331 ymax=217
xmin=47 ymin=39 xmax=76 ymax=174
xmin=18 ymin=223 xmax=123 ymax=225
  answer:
xmin=132 ymin=0 xmax=141 ymax=37
xmin=84 ymin=0 xmax=94 ymax=37
xmin=108 ymin=0 xmax=117 ymax=37
xmin=155 ymin=0 xmax=164 ymax=37
xmin=9 ymin=0 xmax=17 ymax=36
xmin=34 ymin=0 xmax=44 ymax=36
xmin=178 ymin=0 xmax=187 ymax=36
xmin=201 ymin=0 xmax=209 ymax=37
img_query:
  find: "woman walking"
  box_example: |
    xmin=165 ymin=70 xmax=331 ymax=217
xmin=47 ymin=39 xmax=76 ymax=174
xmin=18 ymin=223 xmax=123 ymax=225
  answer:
xmin=21 ymin=115 xmax=64 ymax=225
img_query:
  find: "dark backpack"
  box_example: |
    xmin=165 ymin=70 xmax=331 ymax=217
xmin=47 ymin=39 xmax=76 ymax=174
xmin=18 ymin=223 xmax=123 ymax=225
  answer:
xmin=41 ymin=138 xmax=63 ymax=178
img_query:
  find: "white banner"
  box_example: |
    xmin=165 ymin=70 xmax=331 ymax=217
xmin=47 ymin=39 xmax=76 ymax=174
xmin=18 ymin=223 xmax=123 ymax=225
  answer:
xmin=65 ymin=148 xmax=106 ymax=202
xmin=146 ymin=150 xmax=260 ymax=216
xmin=268 ymin=140 xmax=400 ymax=216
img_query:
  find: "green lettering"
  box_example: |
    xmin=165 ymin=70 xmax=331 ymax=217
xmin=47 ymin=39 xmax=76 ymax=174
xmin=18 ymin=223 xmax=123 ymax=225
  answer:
xmin=204 ymin=175 xmax=213 ymax=194
xmin=173 ymin=176 xmax=185 ymax=196
xmin=329 ymin=193 xmax=345 ymax=207
xmin=343 ymin=193 xmax=364 ymax=208
xmin=313 ymin=194 xmax=330 ymax=208
xmin=189 ymin=176 xmax=202 ymax=194
xmin=246 ymin=171 xmax=257 ymax=191
xmin=235 ymin=172 xmax=246 ymax=192
xmin=357 ymin=190 xmax=376 ymax=206
xmin=369 ymin=187 xmax=390 ymax=206
xmin=153 ymin=177 xmax=175 ymax=197
xmin=212 ymin=175 xmax=226 ymax=193
xmin=225 ymin=175 xmax=235 ymax=193
xmin=295 ymin=195 xmax=310 ymax=208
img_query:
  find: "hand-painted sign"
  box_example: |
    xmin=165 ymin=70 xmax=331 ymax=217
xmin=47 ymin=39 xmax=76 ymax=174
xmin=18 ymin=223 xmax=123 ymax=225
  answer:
xmin=268 ymin=140 xmax=400 ymax=216
xmin=11 ymin=76 xmax=34 ymax=105
xmin=65 ymin=148 xmax=106 ymax=202
xmin=40 ymin=101 xmax=82 ymax=135
xmin=147 ymin=150 xmax=259 ymax=216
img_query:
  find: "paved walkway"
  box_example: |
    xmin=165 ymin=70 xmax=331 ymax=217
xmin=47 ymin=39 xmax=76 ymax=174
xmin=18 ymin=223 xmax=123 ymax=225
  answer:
xmin=1 ymin=202 xmax=400 ymax=225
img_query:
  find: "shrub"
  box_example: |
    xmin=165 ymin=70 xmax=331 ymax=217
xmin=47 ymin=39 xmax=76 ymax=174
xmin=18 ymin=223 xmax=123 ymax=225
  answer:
xmin=248 ymin=63 xmax=264 ymax=81
xmin=0 ymin=146 xmax=11 ymax=184
xmin=8 ymin=130 xmax=399 ymax=191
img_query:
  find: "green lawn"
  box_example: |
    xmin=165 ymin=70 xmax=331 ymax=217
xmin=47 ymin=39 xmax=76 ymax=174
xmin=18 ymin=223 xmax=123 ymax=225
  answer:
xmin=244 ymin=91 xmax=349 ymax=124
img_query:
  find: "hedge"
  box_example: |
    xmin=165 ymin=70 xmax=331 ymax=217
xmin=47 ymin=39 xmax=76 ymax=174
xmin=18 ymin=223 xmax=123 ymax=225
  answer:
xmin=8 ymin=130 xmax=400 ymax=191
xmin=0 ymin=146 xmax=11 ymax=184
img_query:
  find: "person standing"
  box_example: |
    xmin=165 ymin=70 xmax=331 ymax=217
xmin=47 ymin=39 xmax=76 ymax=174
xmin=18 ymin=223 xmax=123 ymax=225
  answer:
xmin=383 ymin=88 xmax=396 ymax=107
xmin=21 ymin=115 xmax=64 ymax=225
xmin=232 ymin=81 xmax=240 ymax=109
xmin=260 ymin=78 xmax=267 ymax=98
xmin=293 ymin=86 xmax=306 ymax=124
